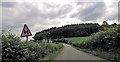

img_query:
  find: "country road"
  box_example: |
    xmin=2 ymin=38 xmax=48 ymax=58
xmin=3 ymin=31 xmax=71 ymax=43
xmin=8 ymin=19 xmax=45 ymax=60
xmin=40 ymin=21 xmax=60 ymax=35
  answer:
xmin=54 ymin=43 xmax=106 ymax=60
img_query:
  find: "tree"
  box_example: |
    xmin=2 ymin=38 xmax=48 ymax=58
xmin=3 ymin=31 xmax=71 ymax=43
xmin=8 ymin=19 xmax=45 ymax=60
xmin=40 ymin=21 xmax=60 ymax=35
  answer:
xmin=33 ymin=23 xmax=101 ymax=40
xmin=102 ymin=21 xmax=108 ymax=26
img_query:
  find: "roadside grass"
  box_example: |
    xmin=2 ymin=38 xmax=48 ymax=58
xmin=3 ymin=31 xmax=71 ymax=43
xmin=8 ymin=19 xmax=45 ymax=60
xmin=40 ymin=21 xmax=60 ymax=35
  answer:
xmin=64 ymin=36 xmax=91 ymax=44
xmin=40 ymin=45 xmax=64 ymax=62
xmin=73 ymin=46 xmax=119 ymax=62
xmin=21 ymin=41 xmax=64 ymax=62
xmin=65 ymin=36 xmax=120 ymax=62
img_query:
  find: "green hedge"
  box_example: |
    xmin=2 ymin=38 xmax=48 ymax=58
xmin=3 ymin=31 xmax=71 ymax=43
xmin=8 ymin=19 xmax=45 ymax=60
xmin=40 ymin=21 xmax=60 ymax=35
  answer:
xmin=2 ymin=34 xmax=63 ymax=62
xmin=72 ymin=25 xmax=120 ymax=61
xmin=80 ymin=25 xmax=120 ymax=53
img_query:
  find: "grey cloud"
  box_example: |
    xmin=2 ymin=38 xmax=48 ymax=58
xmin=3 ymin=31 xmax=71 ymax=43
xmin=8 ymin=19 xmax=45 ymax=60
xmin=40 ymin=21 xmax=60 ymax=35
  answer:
xmin=58 ymin=5 xmax=73 ymax=16
xmin=81 ymin=3 xmax=105 ymax=15
xmin=39 ymin=3 xmax=73 ymax=19
xmin=70 ymin=2 xmax=106 ymax=21
xmin=24 ymin=2 xmax=73 ymax=19
xmin=118 ymin=1 xmax=120 ymax=24
xmin=104 ymin=14 xmax=118 ymax=21
xmin=75 ymin=2 xmax=93 ymax=6
xmin=43 ymin=2 xmax=60 ymax=8
xmin=2 ymin=2 xmax=64 ymax=35
xmin=104 ymin=2 xmax=118 ymax=21
xmin=2 ymin=2 xmax=17 ymax=8
xmin=75 ymin=2 xmax=84 ymax=5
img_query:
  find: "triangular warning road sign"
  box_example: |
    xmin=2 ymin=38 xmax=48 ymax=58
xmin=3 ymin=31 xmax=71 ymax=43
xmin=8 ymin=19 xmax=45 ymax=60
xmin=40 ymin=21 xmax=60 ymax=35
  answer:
xmin=21 ymin=24 xmax=32 ymax=37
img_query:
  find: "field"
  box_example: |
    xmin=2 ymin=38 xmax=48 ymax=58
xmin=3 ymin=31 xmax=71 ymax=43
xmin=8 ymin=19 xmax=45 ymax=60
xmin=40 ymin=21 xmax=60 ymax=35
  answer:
xmin=64 ymin=36 xmax=91 ymax=45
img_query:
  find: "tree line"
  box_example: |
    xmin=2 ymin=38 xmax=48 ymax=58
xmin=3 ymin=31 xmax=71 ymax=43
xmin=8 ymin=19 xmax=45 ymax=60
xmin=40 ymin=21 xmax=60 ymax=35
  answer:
xmin=33 ymin=23 xmax=101 ymax=40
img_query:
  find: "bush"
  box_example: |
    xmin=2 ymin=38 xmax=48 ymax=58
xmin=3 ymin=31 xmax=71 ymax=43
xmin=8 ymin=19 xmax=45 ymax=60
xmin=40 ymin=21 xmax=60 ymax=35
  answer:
xmin=2 ymin=33 xmax=63 ymax=62
xmin=77 ymin=25 xmax=120 ymax=61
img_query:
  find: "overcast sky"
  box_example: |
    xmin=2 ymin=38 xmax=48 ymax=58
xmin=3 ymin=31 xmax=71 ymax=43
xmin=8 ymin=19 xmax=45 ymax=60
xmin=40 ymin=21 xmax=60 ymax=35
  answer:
xmin=1 ymin=0 xmax=119 ymax=40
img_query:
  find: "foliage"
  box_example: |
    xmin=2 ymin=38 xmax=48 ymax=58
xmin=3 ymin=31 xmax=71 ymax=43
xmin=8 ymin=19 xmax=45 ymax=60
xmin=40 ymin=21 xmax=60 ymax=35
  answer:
xmin=2 ymin=33 xmax=63 ymax=62
xmin=33 ymin=23 xmax=101 ymax=40
xmin=64 ymin=25 xmax=120 ymax=61
xmin=80 ymin=25 xmax=120 ymax=53
xmin=42 ymin=46 xmax=64 ymax=60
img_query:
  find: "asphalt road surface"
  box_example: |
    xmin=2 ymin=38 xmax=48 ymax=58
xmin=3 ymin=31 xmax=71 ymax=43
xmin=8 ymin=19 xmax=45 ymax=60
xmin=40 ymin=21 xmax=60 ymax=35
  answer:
xmin=54 ymin=43 xmax=105 ymax=60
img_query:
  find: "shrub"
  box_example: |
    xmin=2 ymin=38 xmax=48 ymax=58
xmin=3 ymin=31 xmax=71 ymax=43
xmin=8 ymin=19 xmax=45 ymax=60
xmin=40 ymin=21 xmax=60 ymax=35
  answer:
xmin=2 ymin=33 xmax=63 ymax=62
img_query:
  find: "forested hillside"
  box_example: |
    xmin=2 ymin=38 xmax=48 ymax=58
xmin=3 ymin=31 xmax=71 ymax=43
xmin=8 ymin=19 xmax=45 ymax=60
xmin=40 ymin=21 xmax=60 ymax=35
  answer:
xmin=33 ymin=23 xmax=101 ymax=40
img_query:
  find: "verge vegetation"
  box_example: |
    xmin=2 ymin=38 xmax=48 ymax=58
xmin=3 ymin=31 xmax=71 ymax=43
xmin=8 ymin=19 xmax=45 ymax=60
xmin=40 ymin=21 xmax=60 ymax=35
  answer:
xmin=2 ymin=33 xmax=63 ymax=62
xmin=64 ymin=25 xmax=120 ymax=61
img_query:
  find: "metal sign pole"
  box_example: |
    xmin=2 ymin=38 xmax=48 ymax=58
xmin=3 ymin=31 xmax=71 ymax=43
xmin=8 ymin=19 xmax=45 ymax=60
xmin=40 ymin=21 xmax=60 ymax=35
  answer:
xmin=26 ymin=36 xmax=28 ymax=41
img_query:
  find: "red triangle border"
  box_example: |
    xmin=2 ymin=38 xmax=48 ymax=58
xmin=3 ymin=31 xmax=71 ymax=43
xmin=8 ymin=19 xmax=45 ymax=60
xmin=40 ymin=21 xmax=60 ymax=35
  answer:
xmin=21 ymin=24 xmax=32 ymax=37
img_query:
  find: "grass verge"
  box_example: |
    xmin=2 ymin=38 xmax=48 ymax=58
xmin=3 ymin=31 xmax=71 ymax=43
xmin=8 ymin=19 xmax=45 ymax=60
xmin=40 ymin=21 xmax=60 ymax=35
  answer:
xmin=64 ymin=36 xmax=90 ymax=44
xmin=73 ymin=46 xmax=120 ymax=62
xmin=40 ymin=45 xmax=64 ymax=62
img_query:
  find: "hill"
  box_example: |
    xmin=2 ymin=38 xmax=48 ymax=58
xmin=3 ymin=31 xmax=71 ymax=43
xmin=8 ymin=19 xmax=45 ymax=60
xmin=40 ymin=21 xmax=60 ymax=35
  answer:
xmin=33 ymin=23 xmax=101 ymax=40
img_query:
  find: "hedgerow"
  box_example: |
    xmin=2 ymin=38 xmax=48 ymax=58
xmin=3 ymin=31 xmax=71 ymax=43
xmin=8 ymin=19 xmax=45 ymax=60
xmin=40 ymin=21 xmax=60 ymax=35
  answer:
xmin=2 ymin=33 xmax=63 ymax=62
xmin=80 ymin=25 xmax=120 ymax=53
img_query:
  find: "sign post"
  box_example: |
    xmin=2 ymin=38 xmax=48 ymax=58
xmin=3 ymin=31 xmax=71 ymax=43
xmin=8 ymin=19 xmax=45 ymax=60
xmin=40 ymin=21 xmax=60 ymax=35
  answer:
xmin=26 ymin=36 xmax=28 ymax=41
xmin=21 ymin=24 xmax=32 ymax=41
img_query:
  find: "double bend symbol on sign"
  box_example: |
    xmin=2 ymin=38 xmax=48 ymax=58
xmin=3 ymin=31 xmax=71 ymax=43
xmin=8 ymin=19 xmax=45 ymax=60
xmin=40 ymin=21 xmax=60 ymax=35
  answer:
xmin=21 ymin=24 xmax=32 ymax=37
